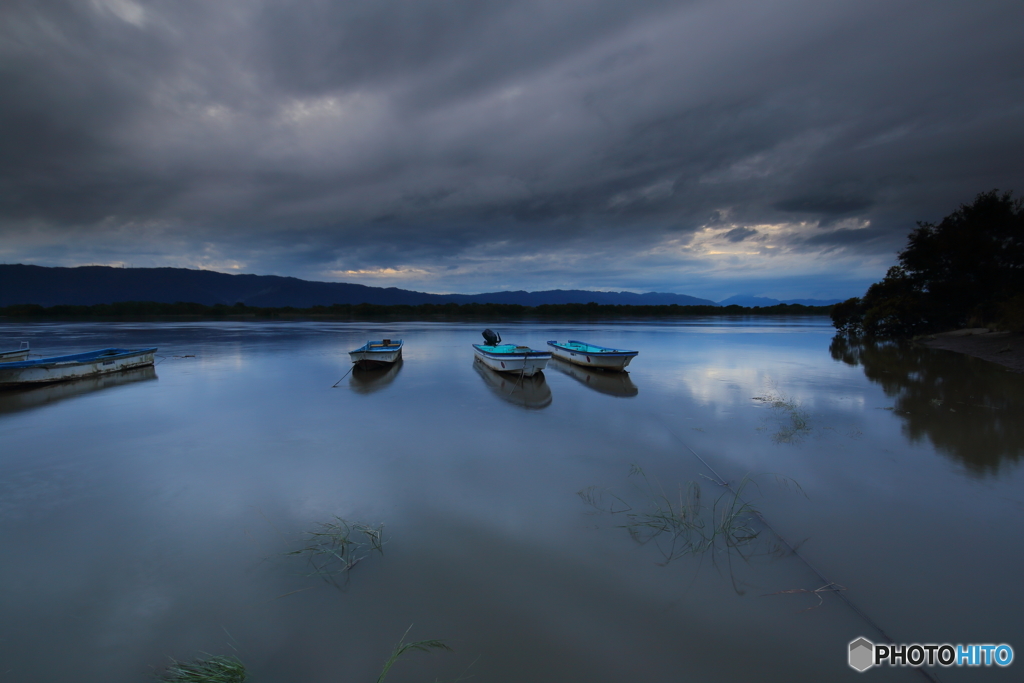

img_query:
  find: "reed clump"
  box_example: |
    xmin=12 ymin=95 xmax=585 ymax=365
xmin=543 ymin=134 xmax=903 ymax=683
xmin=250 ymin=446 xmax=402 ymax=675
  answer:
xmin=753 ymin=384 xmax=811 ymax=444
xmin=157 ymin=655 xmax=247 ymax=682
xmin=376 ymin=626 xmax=453 ymax=683
xmin=579 ymin=464 xmax=761 ymax=564
xmin=286 ymin=516 xmax=385 ymax=578
xmin=155 ymin=627 xmax=450 ymax=683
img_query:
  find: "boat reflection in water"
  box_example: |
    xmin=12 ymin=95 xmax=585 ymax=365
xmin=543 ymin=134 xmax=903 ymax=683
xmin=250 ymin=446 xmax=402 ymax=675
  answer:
xmin=549 ymin=358 xmax=638 ymax=398
xmin=473 ymin=358 xmax=552 ymax=410
xmin=0 ymin=365 xmax=158 ymax=416
xmin=349 ymin=359 xmax=403 ymax=394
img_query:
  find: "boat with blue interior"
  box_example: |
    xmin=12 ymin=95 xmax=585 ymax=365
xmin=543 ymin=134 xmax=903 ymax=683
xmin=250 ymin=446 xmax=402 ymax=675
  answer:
xmin=0 ymin=347 xmax=157 ymax=387
xmin=349 ymin=339 xmax=403 ymax=368
xmin=546 ymin=340 xmax=638 ymax=371
xmin=473 ymin=329 xmax=551 ymax=377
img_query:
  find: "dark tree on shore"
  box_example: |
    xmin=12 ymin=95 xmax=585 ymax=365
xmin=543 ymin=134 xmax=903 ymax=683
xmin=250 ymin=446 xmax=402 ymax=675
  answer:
xmin=832 ymin=190 xmax=1024 ymax=337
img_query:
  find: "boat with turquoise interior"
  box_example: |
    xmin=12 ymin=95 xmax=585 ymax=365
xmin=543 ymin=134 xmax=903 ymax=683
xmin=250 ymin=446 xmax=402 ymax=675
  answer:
xmin=546 ymin=340 xmax=638 ymax=371
xmin=349 ymin=339 xmax=403 ymax=368
xmin=472 ymin=329 xmax=551 ymax=377
xmin=0 ymin=347 xmax=157 ymax=387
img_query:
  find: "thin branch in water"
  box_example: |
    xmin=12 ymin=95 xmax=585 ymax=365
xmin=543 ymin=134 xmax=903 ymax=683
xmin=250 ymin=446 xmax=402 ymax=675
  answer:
xmin=764 ymin=582 xmax=847 ymax=612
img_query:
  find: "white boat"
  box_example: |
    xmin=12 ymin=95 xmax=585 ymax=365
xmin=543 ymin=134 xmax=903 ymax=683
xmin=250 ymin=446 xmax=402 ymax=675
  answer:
xmin=349 ymin=339 xmax=403 ymax=368
xmin=0 ymin=342 xmax=30 ymax=363
xmin=472 ymin=329 xmax=550 ymax=377
xmin=0 ymin=347 xmax=157 ymax=387
xmin=546 ymin=340 xmax=638 ymax=371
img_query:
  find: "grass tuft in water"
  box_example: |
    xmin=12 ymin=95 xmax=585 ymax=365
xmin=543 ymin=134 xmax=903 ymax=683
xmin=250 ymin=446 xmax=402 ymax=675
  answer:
xmin=579 ymin=464 xmax=762 ymax=564
xmin=157 ymin=655 xmax=247 ymax=683
xmin=286 ymin=516 xmax=385 ymax=579
xmin=376 ymin=625 xmax=453 ymax=683
xmin=753 ymin=380 xmax=812 ymax=444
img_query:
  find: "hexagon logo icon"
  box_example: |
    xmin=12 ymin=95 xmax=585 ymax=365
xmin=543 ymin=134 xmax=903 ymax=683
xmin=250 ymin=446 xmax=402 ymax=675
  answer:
xmin=849 ymin=637 xmax=874 ymax=672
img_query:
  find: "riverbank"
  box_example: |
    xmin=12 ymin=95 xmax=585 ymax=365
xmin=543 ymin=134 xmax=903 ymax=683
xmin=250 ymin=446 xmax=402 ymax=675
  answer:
xmin=0 ymin=300 xmax=833 ymax=321
xmin=919 ymin=328 xmax=1024 ymax=374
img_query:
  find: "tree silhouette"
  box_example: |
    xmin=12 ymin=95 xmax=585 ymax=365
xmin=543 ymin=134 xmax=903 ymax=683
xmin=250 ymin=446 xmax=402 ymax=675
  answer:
xmin=833 ymin=190 xmax=1024 ymax=337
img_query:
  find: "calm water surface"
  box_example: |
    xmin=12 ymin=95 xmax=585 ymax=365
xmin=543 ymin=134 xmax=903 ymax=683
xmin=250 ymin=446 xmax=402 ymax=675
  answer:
xmin=1 ymin=319 xmax=1021 ymax=682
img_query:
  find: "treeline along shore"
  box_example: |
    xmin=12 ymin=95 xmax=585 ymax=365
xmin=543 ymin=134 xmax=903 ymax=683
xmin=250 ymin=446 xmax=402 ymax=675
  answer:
xmin=0 ymin=300 xmax=833 ymax=320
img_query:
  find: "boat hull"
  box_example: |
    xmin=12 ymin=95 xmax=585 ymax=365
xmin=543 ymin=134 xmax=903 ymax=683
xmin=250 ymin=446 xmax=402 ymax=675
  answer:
xmin=349 ymin=340 xmax=403 ymax=368
xmin=472 ymin=344 xmax=551 ymax=376
xmin=547 ymin=340 xmax=637 ymax=371
xmin=0 ymin=348 xmax=157 ymax=388
xmin=349 ymin=348 xmax=403 ymax=367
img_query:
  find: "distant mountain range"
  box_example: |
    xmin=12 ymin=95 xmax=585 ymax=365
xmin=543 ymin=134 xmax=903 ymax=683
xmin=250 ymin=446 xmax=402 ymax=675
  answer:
xmin=0 ymin=264 xmax=721 ymax=308
xmin=716 ymin=294 xmax=842 ymax=307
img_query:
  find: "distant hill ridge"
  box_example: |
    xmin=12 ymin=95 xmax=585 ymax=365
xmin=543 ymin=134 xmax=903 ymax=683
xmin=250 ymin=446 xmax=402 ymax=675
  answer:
xmin=717 ymin=294 xmax=842 ymax=307
xmin=0 ymin=264 xmax=721 ymax=308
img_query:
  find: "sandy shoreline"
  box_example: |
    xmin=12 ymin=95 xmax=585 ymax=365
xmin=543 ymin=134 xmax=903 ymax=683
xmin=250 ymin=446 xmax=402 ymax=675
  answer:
xmin=918 ymin=328 xmax=1024 ymax=373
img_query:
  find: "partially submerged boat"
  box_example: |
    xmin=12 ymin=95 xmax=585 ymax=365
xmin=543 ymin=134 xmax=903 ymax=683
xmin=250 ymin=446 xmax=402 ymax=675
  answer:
xmin=546 ymin=340 xmax=638 ymax=372
xmin=472 ymin=329 xmax=551 ymax=377
xmin=349 ymin=339 xmax=403 ymax=368
xmin=0 ymin=347 xmax=157 ymax=388
xmin=0 ymin=342 xmax=30 ymax=363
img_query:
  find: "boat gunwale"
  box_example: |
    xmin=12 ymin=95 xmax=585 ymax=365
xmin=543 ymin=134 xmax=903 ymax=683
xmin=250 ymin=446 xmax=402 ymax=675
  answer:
xmin=472 ymin=344 xmax=552 ymax=360
xmin=350 ymin=340 xmax=404 ymax=354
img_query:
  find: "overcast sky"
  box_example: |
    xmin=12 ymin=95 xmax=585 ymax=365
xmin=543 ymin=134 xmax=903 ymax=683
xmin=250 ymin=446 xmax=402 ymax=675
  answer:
xmin=2 ymin=0 xmax=1022 ymax=300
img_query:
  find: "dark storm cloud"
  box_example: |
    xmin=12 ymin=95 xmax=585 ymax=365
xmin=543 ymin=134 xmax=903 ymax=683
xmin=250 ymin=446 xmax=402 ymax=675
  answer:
xmin=774 ymin=194 xmax=874 ymax=216
xmin=1 ymin=0 xmax=1023 ymax=297
xmin=722 ymin=227 xmax=759 ymax=243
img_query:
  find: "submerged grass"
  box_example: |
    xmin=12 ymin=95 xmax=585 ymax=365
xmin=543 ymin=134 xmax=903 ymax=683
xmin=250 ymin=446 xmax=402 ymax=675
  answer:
xmin=752 ymin=381 xmax=812 ymax=444
xmin=286 ymin=516 xmax=385 ymax=580
xmin=157 ymin=655 xmax=247 ymax=683
xmin=376 ymin=626 xmax=454 ymax=683
xmin=155 ymin=627 xmax=450 ymax=683
xmin=579 ymin=464 xmax=763 ymax=565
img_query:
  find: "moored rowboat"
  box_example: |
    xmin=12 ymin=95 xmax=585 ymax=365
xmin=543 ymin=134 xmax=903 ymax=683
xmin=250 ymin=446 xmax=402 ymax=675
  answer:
xmin=0 ymin=342 xmax=30 ymax=363
xmin=546 ymin=340 xmax=637 ymax=372
xmin=473 ymin=329 xmax=550 ymax=377
xmin=0 ymin=347 xmax=157 ymax=388
xmin=349 ymin=339 xmax=403 ymax=368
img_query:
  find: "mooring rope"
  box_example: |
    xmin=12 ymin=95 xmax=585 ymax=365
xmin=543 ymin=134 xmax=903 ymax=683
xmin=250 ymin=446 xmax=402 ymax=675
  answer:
xmin=656 ymin=417 xmax=940 ymax=683
xmin=508 ymin=365 xmax=527 ymax=396
xmin=331 ymin=365 xmax=354 ymax=388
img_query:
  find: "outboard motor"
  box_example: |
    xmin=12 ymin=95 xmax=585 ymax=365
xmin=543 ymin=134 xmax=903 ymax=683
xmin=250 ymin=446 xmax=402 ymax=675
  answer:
xmin=482 ymin=329 xmax=501 ymax=346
